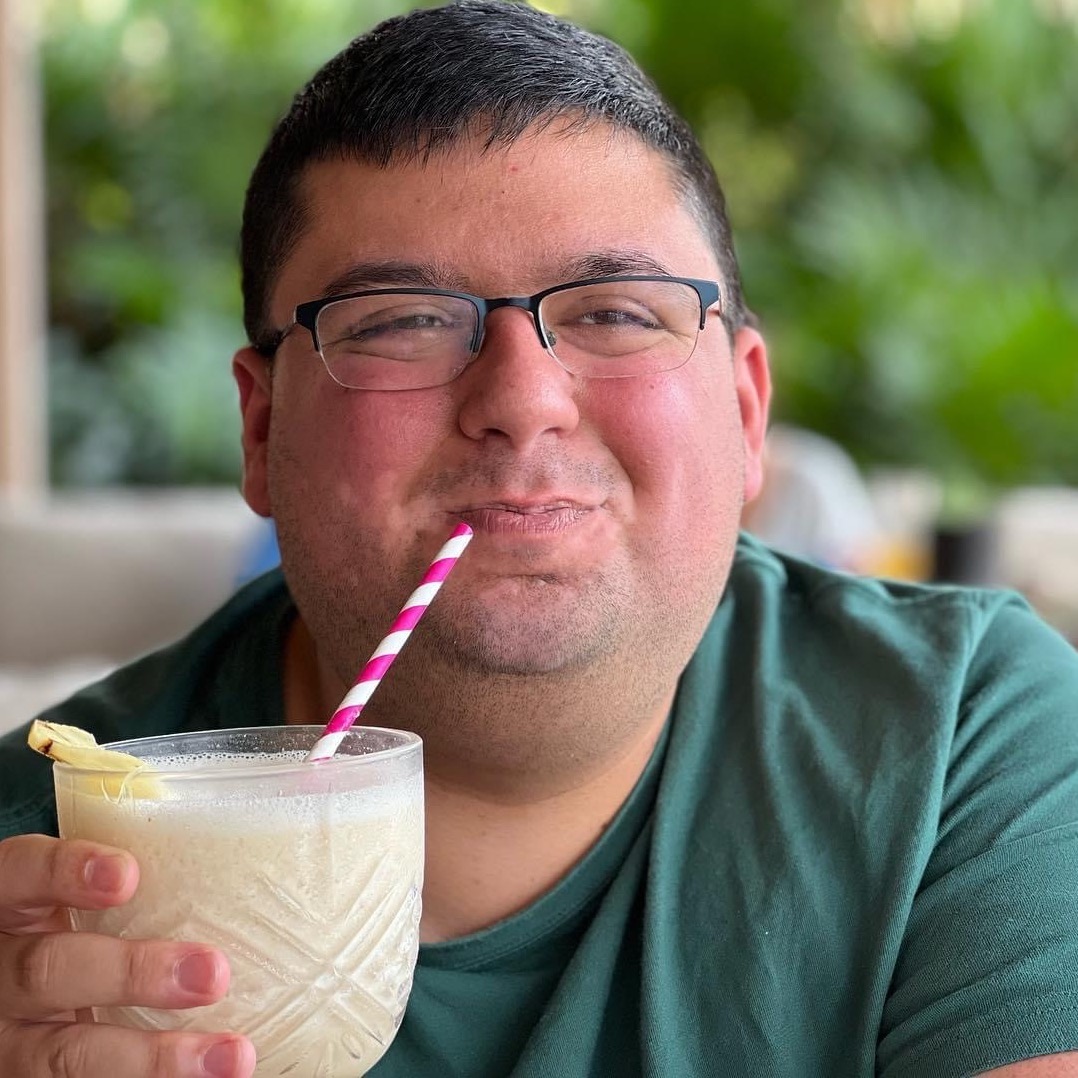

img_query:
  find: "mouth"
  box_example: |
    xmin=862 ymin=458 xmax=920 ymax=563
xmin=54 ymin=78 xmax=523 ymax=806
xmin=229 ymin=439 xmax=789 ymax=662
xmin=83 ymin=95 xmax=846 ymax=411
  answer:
xmin=453 ymin=501 xmax=596 ymax=536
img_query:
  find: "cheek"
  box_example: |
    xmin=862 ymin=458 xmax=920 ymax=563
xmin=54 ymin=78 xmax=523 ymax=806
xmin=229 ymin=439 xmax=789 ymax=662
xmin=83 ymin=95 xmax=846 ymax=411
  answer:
xmin=591 ymin=372 xmax=744 ymax=511
xmin=272 ymin=387 xmax=453 ymax=513
xmin=586 ymin=372 xmax=746 ymax=614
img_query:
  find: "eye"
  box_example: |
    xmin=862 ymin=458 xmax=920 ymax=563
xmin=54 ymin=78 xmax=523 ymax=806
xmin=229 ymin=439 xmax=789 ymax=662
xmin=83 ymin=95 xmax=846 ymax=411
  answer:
xmin=574 ymin=303 xmax=662 ymax=330
xmin=317 ymin=296 xmax=474 ymax=358
xmin=330 ymin=307 xmax=461 ymax=347
xmin=549 ymin=291 xmax=670 ymax=338
xmin=546 ymin=285 xmax=680 ymax=336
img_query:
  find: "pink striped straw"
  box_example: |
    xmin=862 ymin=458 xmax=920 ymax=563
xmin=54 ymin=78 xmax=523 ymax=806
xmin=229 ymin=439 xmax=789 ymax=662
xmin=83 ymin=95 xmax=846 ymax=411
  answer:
xmin=306 ymin=522 xmax=474 ymax=762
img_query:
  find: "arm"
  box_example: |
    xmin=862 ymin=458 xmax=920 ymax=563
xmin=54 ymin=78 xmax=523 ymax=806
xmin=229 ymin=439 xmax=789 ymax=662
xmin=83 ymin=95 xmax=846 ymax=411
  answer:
xmin=879 ymin=595 xmax=1078 ymax=1077
xmin=982 ymin=1055 xmax=1078 ymax=1076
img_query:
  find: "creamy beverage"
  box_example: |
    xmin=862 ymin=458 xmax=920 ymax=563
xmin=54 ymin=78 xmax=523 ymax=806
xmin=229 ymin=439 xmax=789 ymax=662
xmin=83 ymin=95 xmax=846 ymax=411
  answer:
xmin=53 ymin=727 xmax=424 ymax=1078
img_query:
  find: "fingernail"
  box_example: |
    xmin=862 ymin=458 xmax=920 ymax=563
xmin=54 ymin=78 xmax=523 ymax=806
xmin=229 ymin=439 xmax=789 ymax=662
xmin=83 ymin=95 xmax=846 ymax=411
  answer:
xmin=84 ymin=854 xmax=126 ymax=893
xmin=201 ymin=1039 xmax=243 ymax=1078
xmin=175 ymin=950 xmax=220 ymax=994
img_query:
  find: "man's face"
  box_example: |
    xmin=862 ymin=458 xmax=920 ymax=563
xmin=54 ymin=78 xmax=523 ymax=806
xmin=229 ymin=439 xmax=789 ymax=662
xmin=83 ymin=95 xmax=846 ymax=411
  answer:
xmin=234 ymin=123 xmax=769 ymax=743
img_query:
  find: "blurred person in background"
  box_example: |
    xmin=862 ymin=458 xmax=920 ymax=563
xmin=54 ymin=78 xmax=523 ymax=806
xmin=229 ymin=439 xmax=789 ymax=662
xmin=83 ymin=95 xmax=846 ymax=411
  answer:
xmin=741 ymin=423 xmax=886 ymax=573
xmin=1 ymin=3 xmax=1078 ymax=1077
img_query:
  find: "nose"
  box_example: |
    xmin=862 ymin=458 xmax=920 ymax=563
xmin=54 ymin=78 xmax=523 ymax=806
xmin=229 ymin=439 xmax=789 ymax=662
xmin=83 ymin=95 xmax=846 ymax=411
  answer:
xmin=455 ymin=307 xmax=580 ymax=451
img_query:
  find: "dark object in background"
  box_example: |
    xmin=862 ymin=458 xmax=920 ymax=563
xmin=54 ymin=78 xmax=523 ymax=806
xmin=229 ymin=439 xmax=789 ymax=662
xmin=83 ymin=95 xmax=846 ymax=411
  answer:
xmin=932 ymin=522 xmax=997 ymax=586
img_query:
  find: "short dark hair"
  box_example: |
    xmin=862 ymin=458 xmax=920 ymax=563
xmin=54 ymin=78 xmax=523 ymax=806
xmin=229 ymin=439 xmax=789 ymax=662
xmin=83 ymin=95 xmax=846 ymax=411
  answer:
xmin=241 ymin=0 xmax=747 ymax=352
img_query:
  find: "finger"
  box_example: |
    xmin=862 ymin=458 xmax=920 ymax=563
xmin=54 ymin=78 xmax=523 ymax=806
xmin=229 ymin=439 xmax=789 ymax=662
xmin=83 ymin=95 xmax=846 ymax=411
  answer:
xmin=0 ymin=1022 xmax=256 ymax=1078
xmin=4 ymin=907 xmax=72 ymax=939
xmin=0 ymin=934 xmax=231 ymax=1020
xmin=0 ymin=835 xmax=137 ymax=931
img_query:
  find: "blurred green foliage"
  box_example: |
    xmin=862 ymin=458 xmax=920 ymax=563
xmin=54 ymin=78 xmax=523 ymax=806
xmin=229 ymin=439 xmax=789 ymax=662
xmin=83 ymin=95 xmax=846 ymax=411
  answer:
xmin=42 ymin=0 xmax=1078 ymax=487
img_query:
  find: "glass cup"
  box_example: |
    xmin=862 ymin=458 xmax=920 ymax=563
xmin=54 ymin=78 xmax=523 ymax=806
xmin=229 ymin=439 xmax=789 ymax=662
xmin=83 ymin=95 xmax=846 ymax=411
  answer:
xmin=53 ymin=725 xmax=424 ymax=1077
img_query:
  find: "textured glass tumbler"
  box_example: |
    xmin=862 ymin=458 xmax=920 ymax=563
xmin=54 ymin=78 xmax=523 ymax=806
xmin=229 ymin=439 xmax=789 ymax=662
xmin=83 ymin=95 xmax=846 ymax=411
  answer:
xmin=53 ymin=725 xmax=424 ymax=1077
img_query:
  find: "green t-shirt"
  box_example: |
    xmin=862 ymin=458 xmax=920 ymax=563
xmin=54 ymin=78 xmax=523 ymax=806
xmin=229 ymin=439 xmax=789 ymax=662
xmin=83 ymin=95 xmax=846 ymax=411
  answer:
xmin=4 ymin=535 xmax=1078 ymax=1077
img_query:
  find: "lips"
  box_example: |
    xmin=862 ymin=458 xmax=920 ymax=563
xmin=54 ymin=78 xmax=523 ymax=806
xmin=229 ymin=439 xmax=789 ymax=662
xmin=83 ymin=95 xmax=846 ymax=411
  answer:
xmin=454 ymin=501 xmax=595 ymax=535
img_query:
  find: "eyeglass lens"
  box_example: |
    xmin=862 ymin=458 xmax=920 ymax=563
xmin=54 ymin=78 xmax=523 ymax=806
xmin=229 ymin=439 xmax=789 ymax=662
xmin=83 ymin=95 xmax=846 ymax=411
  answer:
xmin=314 ymin=279 xmax=704 ymax=390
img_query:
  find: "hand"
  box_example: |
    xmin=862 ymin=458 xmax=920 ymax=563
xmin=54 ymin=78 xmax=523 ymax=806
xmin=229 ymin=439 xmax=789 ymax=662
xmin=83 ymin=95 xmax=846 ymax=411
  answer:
xmin=0 ymin=834 xmax=256 ymax=1077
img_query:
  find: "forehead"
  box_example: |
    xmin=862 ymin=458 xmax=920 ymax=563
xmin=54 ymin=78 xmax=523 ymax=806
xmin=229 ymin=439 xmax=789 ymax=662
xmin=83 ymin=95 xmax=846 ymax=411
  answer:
xmin=270 ymin=123 xmax=719 ymax=315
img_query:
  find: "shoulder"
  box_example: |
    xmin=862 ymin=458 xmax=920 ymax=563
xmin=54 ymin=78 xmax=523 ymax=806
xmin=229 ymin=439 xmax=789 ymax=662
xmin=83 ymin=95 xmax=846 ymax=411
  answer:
xmin=681 ymin=538 xmax=1078 ymax=1076
xmin=685 ymin=533 xmax=1078 ymax=804
xmin=718 ymin=534 xmax=1078 ymax=814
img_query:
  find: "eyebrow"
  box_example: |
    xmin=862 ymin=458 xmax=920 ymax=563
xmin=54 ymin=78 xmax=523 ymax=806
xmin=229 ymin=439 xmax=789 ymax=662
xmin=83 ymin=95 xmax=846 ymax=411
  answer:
xmin=319 ymin=260 xmax=469 ymax=298
xmin=559 ymin=250 xmax=674 ymax=280
xmin=315 ymin=249 xmax=677 ymax=301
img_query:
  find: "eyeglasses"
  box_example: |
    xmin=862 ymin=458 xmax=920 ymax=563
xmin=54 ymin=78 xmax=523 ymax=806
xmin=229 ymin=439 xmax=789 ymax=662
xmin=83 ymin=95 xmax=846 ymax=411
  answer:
xmin=270 ymin=275 xmax=722 ymax=391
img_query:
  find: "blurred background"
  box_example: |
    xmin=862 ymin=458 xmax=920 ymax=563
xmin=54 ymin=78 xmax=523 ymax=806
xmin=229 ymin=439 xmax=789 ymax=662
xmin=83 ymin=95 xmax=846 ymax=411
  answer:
xmin=1 ymin=0 xmax=1076 ymax=729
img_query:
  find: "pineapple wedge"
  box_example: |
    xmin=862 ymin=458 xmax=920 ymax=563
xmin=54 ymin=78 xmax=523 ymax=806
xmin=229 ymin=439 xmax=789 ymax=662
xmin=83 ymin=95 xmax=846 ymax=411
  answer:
xmin=28 ymin=719 xmax=167 ymax=799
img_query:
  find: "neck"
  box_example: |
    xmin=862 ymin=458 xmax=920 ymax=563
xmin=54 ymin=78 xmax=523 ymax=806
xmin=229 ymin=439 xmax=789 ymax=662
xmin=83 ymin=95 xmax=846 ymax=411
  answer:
xmin=418 ymin=709 xmax=665 ymax=940
xmin=282 ymin=616 xmax=672 ymax=940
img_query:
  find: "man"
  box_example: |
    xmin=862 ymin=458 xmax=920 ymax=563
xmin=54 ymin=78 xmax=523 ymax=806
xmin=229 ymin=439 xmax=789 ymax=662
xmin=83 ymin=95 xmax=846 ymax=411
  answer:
xmin=2 ymin=3 xmax=1078 ymax=1075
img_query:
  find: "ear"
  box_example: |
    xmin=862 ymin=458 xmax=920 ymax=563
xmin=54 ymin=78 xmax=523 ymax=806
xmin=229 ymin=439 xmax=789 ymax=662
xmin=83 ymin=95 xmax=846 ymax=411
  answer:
xmin=731 ymin=325 xmax=772 ymax=504
xmin=232 ymin=346 xmax=274 ymax=518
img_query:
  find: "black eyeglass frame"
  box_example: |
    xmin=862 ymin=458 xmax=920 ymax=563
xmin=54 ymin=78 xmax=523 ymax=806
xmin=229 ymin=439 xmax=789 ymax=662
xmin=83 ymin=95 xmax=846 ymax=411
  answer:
xmin=263 ymin=275 xmax=723 ymax=362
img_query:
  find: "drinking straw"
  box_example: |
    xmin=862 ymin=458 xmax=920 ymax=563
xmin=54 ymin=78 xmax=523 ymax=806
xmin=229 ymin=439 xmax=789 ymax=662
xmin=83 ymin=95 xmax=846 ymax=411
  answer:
xmin=306 ymin=522 xmax=474 ymax=762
